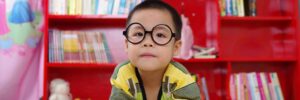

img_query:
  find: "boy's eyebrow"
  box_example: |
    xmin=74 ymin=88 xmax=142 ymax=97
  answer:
xmin=131 ymin=25 xmax=144 ymax=30
xmin=154 ymin=26 xmax=170 ymax=31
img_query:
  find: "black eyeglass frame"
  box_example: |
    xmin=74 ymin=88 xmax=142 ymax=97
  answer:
xmin=123 ymin=22 xmax=177 ymax=46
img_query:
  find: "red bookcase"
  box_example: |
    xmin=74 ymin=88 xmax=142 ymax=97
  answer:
xmin=43 ymin=0 xmax=300 ymax=99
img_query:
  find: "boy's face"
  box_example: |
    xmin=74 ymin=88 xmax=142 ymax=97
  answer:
xmin=125 ymin=9 xmax=181 ymax=72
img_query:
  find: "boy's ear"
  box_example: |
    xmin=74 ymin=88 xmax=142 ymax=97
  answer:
xmin=173 ymin=40 xmax=182 ymax=56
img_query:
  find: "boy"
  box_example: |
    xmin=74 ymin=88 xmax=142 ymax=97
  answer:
xmin=110 ymin=1 xmax=201 ymax=100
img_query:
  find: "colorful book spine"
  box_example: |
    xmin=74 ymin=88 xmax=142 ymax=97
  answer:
xmin=241 ymin=73 xmax=249 ymax=100
xmin=225 ymin=0 xmax=232 ymax=16
xmin=99 ymin=0 xmax=109 ymax=15
xmin=236 ymin=74 xmax=241 ymax=100
xmin=201 ymin=77 xmax=209 ymax=100
xmin=118 ymin=0 xmax=126 ymax=15
xmin=112 ymin=0 xmax=121 ymax=15
xmin=230 ymin=72 xmax=283 ymax=100
xmin=219 ymin=0 xmax=257 ymax=16
xmin=260 ymin=73 xmax=271 ymax=100
xmin=95 ymin=0 xmax=99 ymax=15
xmin=267 ymin=73 xmax=277 ymax=100
xmin=230 ymin=75 xmax=236 ymax=100
xmin=107 ymin=0 xmax=115 ymax=14
xmin=257 ymin=73 xmax=266 ymax=100
xmin=237 ymin=0 xmax=245 ymax=16
xmin=231 ymin=0 xmax=238 ymax=16
xmin=50 ymin=0 xmax=142 ymax=15
xmin=270 ymin=73 xmax=284 ymax=100
xmin=219 ymin=0 xmax=226 ymax=16
xmin=247 ymin=72 xmax=255 ymax=100
xmin=48 ymin=30 xmax=112 ymax=63
xmin=248 ymin=0 xmax=256 ymax=16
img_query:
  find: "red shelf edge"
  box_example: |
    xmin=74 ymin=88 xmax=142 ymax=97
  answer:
xmin=46 ymin=62 xmax=117 ymax=68
xmin=225 ymin=58 xmax=297 ymax=62
xmin=48 ymin=15 xmax=127 ymax=19
xmin=221 ymin=16 xmax=293 ymax=21
xmin=46 ymin=58 xmax=296 ymax=68
xmin=175 ymin=58 xmax=296 ymax=62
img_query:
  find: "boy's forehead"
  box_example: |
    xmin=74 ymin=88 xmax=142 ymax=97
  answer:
xmin=129 ymin=9 xmax=175 ymax=30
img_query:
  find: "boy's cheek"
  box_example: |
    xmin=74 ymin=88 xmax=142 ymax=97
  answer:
xmin=124 ymin=40 xmax=128 ymax=53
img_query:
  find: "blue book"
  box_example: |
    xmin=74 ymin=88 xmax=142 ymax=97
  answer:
xmin=107 ymin=0 xmax=114 ymax=14
xmin=118 ymin=0 xmax=126 ymax=15
xmin=95 ymin=0 xmax=99 ymax=15
xmin=247 ymin=73 xmax=256 ymax=100
xmin=225 ymin=0 xmax=232 ymax=16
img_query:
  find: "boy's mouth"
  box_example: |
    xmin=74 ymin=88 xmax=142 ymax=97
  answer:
xmin=140 ymin=53 xmax=156 ymax=58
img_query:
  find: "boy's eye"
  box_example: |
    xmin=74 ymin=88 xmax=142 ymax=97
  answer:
xmin=155 ymin=33 xmax=167 ymax=38
xmin=133 ymin=32 xmax=144 ymax=37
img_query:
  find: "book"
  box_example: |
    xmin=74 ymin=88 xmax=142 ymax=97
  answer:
xmin=266 ymin=73 xmax=277 ymax=100
xmin=230 ymin=75 xmax=236 ymax=100
xmin=257 ymin=73 xmax=266 ymax=100
xmin=231 ymin=0 xmax=238 ymax=16
xmin=260 ymin=73 xmax=271 ymax=100
xmin=242 ymin=73 xmax=251 ymax=100
xmin=118 ymin=0 xmax=127 ymax=15
xmin=237 ymin=0 xmax=245 ymax=16
xmin=112 ymin=0 xmax=121 ymax=15
xmin=99 ymin=0 xmax=109 ymax=15
xmin=248 ymin=0 xmax=256 ymax=16
xmin=48 ymin=30 xmax=112 ymax=63
xmin=230 ymin=72 xmax=283 ymax=100
xmin=219 ymin=0 xmax=256 ymax=16
xmin=236 ymin=74 xmax=242 ymax=100
xmin=49 ymin=0 xmax=142 ymax=15
xmin=107 ymin=0 xmax=115 ymax=14
xmin=270 ymin=73 xmax=284 ymax=100
xmin=69 ymin=0 xmax=76 ymax=15
xmin=219 ymin=0 xmax=226 ymax=16
xmin=225 ymin=0 xmax=232 ymax=16
xmin=201 ymin=77 xmax=209 ymax=100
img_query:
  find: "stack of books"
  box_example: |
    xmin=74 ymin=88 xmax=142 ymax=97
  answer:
xmin=192 ymin=45 xmax=217 ymax=59
xmin=49 ymin=30 xmax=112 ymax=63
xmin=49 ymin=0 xmax=144 ymax=15
xmin=219 ymin=0 xmax=256 ymax=17
xmin=230 ymin=72 xmax=284 ymax=100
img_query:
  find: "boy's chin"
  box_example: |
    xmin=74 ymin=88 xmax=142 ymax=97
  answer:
xmin=135 ymin=61 xmax=167 ymax=72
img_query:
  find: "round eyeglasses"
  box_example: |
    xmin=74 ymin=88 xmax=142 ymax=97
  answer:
xmin=123 ymin=23 xmax=176 ymax=46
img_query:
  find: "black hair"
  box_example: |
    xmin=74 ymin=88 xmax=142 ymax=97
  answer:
xmin=126 ymin=0 xmax=182 ymax=40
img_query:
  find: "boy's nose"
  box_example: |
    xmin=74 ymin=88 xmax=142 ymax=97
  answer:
xmin=142 ymin=34 xmax=154 ymax=47
xmin=143 ymin=43 xmax=153 ymax=47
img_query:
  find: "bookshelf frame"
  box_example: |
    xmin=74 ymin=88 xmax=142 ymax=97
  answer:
xmin=43 ymin=0 xmax=300 ymax=99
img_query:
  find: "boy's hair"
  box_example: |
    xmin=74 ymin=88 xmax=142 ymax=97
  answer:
xmin=127 ymin=0 xmax=182 ymax=40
